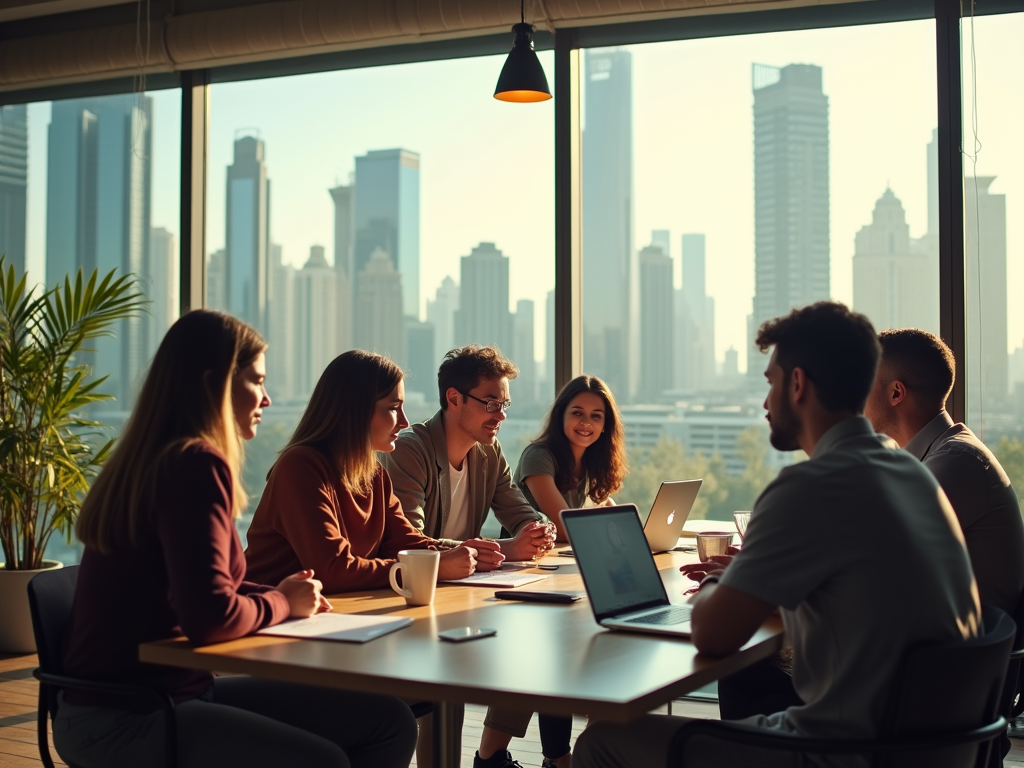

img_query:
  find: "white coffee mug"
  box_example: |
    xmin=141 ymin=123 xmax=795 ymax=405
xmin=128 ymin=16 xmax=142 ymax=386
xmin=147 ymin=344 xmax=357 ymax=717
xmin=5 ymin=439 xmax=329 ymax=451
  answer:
xmin=389 ymin=549 xmax=440 ymax=606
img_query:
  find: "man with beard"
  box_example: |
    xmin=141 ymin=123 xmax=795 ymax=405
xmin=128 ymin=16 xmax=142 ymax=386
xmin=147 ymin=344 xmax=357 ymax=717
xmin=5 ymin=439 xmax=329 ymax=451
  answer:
xmin=574 ymin=301 xmax=980 ymax=768
xmin=382 ymin=344 xmax=553 ymax=563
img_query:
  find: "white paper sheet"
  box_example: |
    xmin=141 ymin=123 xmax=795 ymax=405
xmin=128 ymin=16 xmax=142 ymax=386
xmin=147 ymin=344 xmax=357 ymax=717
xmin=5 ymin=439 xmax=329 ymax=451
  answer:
xmin=258 ymin=612 xmax=412 ymax=643
xmin=439 ymin=572 xmax=548 ymax=588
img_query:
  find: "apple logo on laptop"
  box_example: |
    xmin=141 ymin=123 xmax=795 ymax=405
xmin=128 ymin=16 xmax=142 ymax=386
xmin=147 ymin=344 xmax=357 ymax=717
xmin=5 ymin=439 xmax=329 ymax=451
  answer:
xmin=666 ymin=510 xmax=675 ymax=525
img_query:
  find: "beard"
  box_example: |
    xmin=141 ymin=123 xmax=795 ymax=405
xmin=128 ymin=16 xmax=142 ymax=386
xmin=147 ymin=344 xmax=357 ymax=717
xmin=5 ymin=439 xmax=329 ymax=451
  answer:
xmin=768 ymin=394 xmax=802 ymax=452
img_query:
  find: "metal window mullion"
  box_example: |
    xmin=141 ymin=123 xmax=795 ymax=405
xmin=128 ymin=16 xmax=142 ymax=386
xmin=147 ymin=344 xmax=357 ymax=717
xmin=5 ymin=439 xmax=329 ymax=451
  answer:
xmin=935 ymin=0 xmax=966 ymax=422
xmin=554 ymin=30 xmax=582 ymax=392
xmin=180 ymin=69 xmax=209 ymax=314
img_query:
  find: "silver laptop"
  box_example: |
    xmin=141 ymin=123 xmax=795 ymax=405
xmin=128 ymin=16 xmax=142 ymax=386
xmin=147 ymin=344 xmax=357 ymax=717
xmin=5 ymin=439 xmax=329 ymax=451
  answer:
xmin=563 ymin=505 xmax=692 ymax=637
xmin=642 ymin=480 xmax=702 ymax=553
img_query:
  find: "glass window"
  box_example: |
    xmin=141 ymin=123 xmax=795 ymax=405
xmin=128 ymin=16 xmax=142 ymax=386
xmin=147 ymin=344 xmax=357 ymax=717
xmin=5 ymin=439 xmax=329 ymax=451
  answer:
xmin=3 ymin=90 xmax=182 ymax=564
xmin=962 ymin=12 xmax=1024 ymax=501
xmin=579 ymin=22 xmax=938 ymax=520
xmin=205 ymin=55 xmax=555 ymax=538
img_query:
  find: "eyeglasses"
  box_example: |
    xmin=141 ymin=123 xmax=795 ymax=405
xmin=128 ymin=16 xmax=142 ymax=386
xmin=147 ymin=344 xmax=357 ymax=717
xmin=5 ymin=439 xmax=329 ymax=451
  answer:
xmin=461 ymin=392 xmax=512 ymax=413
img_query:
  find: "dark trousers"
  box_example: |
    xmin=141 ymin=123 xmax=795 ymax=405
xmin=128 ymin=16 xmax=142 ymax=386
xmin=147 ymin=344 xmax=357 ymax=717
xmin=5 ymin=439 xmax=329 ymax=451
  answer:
xmin=717 ymin=655 xmax=804 ymax=721
xmin=54 ymin=676 xmax=418 ymax=768
xmin=539 ymin=714 xmax=573 ymax=758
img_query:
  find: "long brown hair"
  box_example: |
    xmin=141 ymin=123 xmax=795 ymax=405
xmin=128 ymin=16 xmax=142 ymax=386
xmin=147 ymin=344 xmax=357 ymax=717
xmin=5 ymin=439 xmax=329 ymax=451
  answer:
xmin=77 ymin=310 xmax=266 ymax=553
xmin=534 ymin=375 xmax=627 ymax=504
xmin=273 ymin=350 xmax=403 ymax=494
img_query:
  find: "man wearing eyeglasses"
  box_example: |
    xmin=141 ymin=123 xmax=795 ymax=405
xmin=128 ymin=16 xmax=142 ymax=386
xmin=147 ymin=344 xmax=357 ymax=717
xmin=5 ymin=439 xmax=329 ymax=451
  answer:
xmin=382 ymin=344 xmax=555 ymax=563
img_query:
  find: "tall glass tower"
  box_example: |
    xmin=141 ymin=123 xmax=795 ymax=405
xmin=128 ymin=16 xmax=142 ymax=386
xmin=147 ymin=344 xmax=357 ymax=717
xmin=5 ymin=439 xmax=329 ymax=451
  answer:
xmin=46 ymin=95 xmax=153 ymax=407
xmin=226 ymin=134 xmax=270 ymax=332
xmin=582 ymin=48 xmax=635 ymax=400
xmin=751 ymin=64 xmax=830 ymax=341
xmin=0 ymin=104 xmax=28 ymax=275
xmin=354 ymin=148 xmax=420 ymax=319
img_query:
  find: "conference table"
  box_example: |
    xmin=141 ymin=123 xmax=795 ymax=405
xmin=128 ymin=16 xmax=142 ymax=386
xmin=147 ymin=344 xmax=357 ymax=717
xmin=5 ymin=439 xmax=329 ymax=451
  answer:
xmin=140 ymin=549 xmax=784 ymax=768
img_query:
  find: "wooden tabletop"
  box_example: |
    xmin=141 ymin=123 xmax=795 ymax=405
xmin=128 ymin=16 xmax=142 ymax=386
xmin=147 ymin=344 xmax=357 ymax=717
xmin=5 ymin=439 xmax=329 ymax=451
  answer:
xmin=140 ymin=550 xmax=784 ymax=723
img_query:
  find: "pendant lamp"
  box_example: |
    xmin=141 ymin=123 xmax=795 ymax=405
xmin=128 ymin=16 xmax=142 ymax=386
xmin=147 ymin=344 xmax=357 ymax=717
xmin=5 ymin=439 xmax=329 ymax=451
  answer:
xmin=493 ymin=0 xmax=552 ymax=103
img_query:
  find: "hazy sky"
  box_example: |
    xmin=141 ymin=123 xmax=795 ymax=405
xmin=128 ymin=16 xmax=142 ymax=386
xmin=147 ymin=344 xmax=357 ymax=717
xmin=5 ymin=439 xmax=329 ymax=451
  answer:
xmin=21 ymin=14 xmax=1023 ymax=375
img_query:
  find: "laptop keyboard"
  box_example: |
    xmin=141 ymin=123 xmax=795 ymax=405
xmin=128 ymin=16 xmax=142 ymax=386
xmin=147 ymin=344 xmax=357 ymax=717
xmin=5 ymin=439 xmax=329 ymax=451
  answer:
xmin=625 ymin=605 xmax=692 ymax=625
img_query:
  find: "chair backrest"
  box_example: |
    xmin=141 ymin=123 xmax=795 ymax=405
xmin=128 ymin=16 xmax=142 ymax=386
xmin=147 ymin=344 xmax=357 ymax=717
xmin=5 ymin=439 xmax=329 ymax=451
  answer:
xmin=878 ymin=605 xmax=1015 ymax=768
xmin=27 ymin=565 xmax=80 ymax=716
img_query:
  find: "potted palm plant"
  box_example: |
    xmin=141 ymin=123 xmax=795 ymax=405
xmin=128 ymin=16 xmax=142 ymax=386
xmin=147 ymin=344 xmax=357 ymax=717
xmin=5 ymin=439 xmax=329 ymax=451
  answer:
xmin=0 ymin=258 xmax=145 ymax=652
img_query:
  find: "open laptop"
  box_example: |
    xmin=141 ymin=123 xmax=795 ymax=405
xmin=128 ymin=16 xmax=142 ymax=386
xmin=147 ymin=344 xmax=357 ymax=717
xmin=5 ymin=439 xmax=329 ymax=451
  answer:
xmin=563 ymin=505 xmax=692 ymax=637
xmin=642 ymin=479 xmax=702 ymax=553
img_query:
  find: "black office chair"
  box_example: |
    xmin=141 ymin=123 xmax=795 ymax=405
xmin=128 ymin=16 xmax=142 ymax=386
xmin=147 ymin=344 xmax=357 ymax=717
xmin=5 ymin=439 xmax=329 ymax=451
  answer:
xmin=27 ymin=565 xmax=178 ymax=768
xmin=668 ymin=605 xmax=1015 ymax=768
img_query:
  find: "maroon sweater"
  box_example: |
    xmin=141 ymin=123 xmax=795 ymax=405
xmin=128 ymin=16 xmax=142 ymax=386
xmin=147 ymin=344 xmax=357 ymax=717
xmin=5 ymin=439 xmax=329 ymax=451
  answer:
xmin=62 ymin=443 xmax=290 ymax=704
xmin=245 ymin=447 xmax=436 ymax=592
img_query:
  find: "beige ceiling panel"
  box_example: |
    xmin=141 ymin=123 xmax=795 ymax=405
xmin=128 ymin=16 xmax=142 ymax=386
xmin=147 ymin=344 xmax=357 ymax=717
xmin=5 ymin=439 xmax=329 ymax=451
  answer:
xmin=0 ymin=0 xmax=860 ymax=92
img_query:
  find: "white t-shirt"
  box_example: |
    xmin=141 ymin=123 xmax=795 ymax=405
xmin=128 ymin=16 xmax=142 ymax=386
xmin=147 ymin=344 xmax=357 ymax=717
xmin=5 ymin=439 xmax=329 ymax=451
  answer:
xmin=442 ymin=460 xmax=472 ymax=541
xmin=721 ymin=416 xmax=978 ymax=748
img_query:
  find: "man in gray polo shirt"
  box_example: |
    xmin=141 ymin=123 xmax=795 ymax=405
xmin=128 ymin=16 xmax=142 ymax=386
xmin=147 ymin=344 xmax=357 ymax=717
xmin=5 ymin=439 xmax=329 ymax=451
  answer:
xmin=574 ymin=302 xmax=980 ymax=768
xmin=865 ymin=328 xmax=1024 ymax=615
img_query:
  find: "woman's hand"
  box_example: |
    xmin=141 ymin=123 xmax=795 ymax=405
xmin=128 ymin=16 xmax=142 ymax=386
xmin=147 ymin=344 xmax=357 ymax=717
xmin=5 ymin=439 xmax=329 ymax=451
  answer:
xmin=438 ymin=546 xmax=479 ymax=580
xmin=276 ymin=569 xmax=331 ymax=618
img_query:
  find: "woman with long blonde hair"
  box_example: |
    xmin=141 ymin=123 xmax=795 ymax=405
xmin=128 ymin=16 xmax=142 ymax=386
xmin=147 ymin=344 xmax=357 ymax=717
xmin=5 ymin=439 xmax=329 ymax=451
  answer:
xmin=245 ymin=349 xmax=501 ymax=592
xmin=58 ymin=311 xmax=417 ymax=768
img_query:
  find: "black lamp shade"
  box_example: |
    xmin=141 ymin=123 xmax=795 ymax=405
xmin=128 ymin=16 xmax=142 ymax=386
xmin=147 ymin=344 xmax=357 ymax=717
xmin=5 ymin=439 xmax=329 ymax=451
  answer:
xmin=494 ymin=23 xmax=552 ymax=103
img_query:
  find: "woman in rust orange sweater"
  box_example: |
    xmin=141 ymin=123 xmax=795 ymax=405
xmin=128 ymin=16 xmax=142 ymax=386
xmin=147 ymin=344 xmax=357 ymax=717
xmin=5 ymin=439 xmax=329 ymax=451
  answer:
xmin=245 ymin=350 xmax=503 ymax=592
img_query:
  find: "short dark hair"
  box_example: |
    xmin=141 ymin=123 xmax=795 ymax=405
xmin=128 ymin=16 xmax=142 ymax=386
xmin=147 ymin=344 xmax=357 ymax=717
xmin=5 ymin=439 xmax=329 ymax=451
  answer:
xmin=755 ymin=301 xmax=880 ymax=413
xmin=877 ymin=329 xmax=955 ymax=411
xmin=438 ymin=345 xmax=519 ymax=410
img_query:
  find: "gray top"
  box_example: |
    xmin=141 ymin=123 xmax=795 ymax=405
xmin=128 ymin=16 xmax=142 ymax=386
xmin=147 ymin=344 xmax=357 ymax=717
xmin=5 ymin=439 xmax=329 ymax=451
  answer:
xmin=721 ymin=416 xmax=979 ymax=746
xmin=380 ymin=409 xmax=540 ymax=548
xmin=513 ymin=442 xmax=589 ymax=516
xmin=905 ymin=410 xmax=1024 ymax=614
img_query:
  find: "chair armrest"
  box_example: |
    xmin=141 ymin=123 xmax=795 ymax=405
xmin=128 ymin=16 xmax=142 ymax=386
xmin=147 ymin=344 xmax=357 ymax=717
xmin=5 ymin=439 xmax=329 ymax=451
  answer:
xmin=1009 ymin=646 xmax=1024 ymax=660
xmin=34 ymin=670 xmax=177 ymax=714
xmin=669 ymin=718 xmax=1007 ymax=757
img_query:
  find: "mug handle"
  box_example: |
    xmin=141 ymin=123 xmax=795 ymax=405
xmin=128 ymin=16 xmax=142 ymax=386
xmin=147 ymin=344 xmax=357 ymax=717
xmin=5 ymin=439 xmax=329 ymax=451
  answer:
xmin=389 ymin=562 xmax=412 ymax=598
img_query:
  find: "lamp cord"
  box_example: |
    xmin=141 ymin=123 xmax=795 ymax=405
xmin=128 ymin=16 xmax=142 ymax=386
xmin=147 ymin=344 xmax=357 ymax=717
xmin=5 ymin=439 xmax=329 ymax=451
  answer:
xmin=521 ymin=0 xmax=525 ymax=24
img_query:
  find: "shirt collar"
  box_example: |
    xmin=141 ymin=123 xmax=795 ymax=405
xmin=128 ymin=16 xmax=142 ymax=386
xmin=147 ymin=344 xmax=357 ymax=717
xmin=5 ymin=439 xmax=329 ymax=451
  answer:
xmin=811 ymin=415 xmax=875 ymax=459
xmin=904 ymin=410 xmax=955 ymax=461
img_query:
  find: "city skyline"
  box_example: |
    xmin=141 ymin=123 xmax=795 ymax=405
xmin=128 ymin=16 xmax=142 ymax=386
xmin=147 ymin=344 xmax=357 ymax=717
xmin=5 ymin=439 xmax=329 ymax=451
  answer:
xmin=8 ymin=19 xmax=1023 ymax=401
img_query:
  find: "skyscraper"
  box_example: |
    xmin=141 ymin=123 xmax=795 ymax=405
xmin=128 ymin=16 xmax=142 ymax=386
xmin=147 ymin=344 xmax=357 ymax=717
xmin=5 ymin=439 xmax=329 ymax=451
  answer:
xmin=295 ymin=245 xmax=338 ymax=396
xmin=583 ymin=48 xmax=635 ymax=400
xmin=544 ymin=289 xmax=555 ymax=397
xmin=226 ymin=133 xmax=270 ymax=332
xmin=750 ymin=64 xmax=830 ymax=361
xmin=404 ymin=318 xmax=436 ymax=398
xmin=329 ymin=183 xmax=354 ymax=351
xmin=147 ymin=227 xmax=179 ymax=361
xmin=454 ymin=242 xmax=512 ymax=355
xmin=46 ymin=95 xmax=153 ymax=406
xmin=639 ymin=244 xmax=673 ymax=402
xmin=267 ymin=243 xmax=296 ymax=401
xmin=354 ymin=247 xmax=405 ymax=364
xmin=677 ymin=233 xmax=716 ymax=392
xmin=207 ymin=248 xmax=227 ymax=311
xmin=354 ymin=149 xmax=420 ymax=318
xmin=852 ymin=188 xmax=938 ymax=333
xmin=966 ymin=177 xmax=1009 ymax=415
xmin=513 ymin=299 xmax=536 ymax=405
xmin=0 ymin=104 xmax=28 ymax=274
xmin=426 ymin=275 xmax=459 ymax=363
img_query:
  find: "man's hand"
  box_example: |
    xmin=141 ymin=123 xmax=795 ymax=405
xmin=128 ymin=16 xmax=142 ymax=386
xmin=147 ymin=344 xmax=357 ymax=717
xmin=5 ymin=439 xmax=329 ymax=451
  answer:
xmin=680 ymin=554 xmax=734 ymax=583
xmin=438 ymin=545 xmax=478 ymax=580
xmin=462 ymin=538 xmax=505 ymax=571
xmin=499 ymin=521 xmax=556 ymax=561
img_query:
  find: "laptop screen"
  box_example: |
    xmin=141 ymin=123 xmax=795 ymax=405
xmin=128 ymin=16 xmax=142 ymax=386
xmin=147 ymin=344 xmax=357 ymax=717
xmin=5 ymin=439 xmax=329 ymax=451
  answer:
xmin=564 ymin=505 xmax=670 ymax=621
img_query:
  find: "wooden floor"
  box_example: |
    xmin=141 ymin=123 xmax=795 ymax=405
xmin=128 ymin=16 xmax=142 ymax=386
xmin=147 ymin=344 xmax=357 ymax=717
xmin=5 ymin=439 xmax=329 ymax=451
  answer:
xmin=5 ymin=650 xmax=1024 ymax=768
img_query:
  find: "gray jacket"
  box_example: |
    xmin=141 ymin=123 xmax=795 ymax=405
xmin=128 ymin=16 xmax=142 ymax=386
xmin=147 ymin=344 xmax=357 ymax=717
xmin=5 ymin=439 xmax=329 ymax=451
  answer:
xmin=380 ymin=409 xmax=540 ymax=548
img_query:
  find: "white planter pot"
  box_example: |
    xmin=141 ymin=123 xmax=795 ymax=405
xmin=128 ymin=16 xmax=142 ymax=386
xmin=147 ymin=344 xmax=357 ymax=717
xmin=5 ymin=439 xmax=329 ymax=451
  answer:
xmin=0 ymin=560 xmax=63 ymax=654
